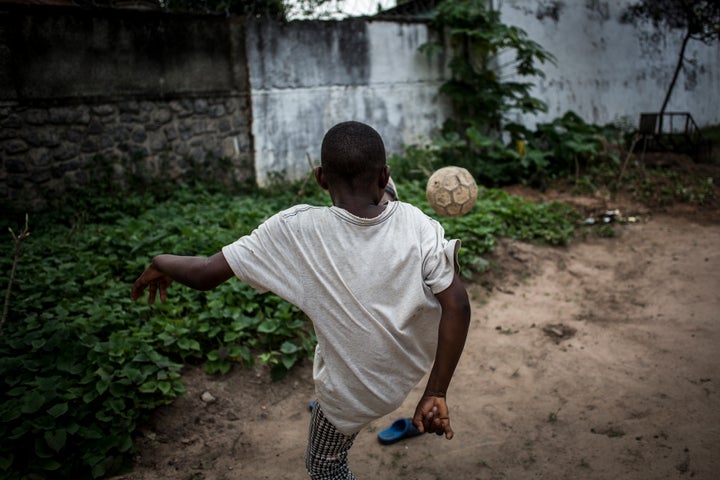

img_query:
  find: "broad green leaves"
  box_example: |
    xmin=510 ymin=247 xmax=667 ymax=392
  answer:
xmin=0 ymin=183 xmax=326 ymax=479
xmin=426 ymin=0 xmax=555 ymax=134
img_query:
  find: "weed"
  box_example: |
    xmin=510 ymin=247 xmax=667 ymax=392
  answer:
xmin=547 ymin=404 xmax=563 ymax=423
xmin=522 ymin=454 xmax=537 ymax=468
xmin=596 ymin=225 xmax=616 ymax=238
xmin=2 ymin=215 xmax=30 ymax=333
xmin=390 ymin=449 xmax=407 ymax=469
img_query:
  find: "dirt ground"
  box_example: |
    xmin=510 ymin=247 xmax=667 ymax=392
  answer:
xmin=111 ymin=163 xmax=720 ymax=480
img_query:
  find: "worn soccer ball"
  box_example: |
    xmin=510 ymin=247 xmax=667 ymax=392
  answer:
xmin=426 ymin=166 xmax=478 ymax=217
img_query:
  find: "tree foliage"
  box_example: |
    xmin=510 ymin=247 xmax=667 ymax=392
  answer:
xmin=160 ymin=0 xmax=287 ymax=17
xmin=621 ymin=0 xmax=720 ymax=120
xmin=68 ymin=0 xmax=336 ymax=19
xmin=623 ymin=0 xmax=720 ymax=43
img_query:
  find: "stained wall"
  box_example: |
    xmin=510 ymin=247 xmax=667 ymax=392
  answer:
xmin=246 ymin=19 xmax=451 ymax=185
xmin=497 ymin=0 xmax=720 ymax=129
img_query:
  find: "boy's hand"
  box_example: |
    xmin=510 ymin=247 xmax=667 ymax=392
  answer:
xmin=131 ymin=264 xmax=173 ymax=304
xmin=412 ymin=394 xmax=454 ymax=439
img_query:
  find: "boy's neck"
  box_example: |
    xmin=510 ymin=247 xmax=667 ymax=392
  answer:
xmin=331 ymin=191 xmax=387 ymax=218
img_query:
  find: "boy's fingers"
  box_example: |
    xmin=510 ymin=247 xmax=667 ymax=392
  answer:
xmin=425 ymin=406 xmax=438 ymax=432
xmin=432 ymin=415 xmax=444 ymax=435
xmin=414 ymin=401 xmax=438 ymax=433
xmin=130 ymin=281 xmax=145 ymax=301
xmin=431 ymin=416 xmax=453 ymax=439
xmin=412 ymin=415 xmax=425 ymax=433
xmin=148 ymin=282 xmax=157 ymax=304
xmin=131 ymin=271 xmax=171 ymax=304
xmin=444 ymin=422 xmax=454 ymax=439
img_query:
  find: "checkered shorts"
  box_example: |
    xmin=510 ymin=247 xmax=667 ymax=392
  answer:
xmin=305 ymin=401 xmax=359 ymax=480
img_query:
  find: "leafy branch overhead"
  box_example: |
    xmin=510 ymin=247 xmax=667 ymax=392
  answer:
xmin=69 ymin=0 xmax=341 ymax=20
xmin=621 ymin=0 xmax=720 ymax=121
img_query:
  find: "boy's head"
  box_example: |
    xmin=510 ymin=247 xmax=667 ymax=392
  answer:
xmin=320 ymin=121 xmax=386 ymax=186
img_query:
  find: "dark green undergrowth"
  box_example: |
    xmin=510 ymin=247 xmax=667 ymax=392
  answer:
xmin=1 ymin=179 xmax=577 ymax=479
xmin=389 ymin=117 xmax=718 ymax=209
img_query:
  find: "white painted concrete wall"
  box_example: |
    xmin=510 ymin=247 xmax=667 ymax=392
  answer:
xmin=497 ymin=0 xmax=720 ymax=130
xmin=246 ymin=19 xmax=451 ymax=185
xmin=247 ymin=3 xmax=719 ymax=184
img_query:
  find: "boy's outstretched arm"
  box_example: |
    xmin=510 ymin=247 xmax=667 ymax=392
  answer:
xmin=131 ymin=252 xmax=234 ymax=304
xmin=413 ymin=274 xmax=471 ymax=439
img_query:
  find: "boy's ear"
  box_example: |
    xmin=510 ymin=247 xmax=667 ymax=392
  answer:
xmin=314 ymin=166 xmax=329 ymax=190
xmin=379 ymin=165 xmax=390 ymax=189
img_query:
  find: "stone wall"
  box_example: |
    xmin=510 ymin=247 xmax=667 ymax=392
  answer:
xmin=1 ymin=5 xmax=252 ymax=212
xmin=1 ymin=97 xmax=252 ymax=210
xmin=1 ymin=7 xmax=451 ymax=209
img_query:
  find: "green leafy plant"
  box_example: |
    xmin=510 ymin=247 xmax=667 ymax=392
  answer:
xmin=415 ymin=0 xmax=561 ymax=186
xmin=0 ymin=297 xmax=186 ymax=478
xmin=528 ymin=112 xmax=625 ymax=184
xmin=414 ymin=1 xmax=646 ymax=189
xmin=423 ymin=0 xmax=555 ymax=134
xmin=0 ymin=182 xmax=328 ymax=479
xmin=623 ymin=166 xmax=717 ymax=206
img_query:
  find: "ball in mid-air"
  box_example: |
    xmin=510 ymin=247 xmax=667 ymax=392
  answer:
xmin=426 ymin=166 xmax=478 ymax=217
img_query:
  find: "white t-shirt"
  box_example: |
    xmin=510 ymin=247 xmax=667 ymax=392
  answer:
xmin=222 ymin=201 xmax=459 ymax=434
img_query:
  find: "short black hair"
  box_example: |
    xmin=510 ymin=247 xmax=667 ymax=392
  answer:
xmin=320 ymin=121 xmax=386 ymax=183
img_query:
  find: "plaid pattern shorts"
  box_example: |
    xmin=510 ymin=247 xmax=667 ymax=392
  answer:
xmin=305 ymin=401 xmax=359 ymax=480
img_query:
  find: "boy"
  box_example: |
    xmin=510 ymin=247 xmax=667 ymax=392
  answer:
xmin=131 ymin=121 xmax=471 ymax=479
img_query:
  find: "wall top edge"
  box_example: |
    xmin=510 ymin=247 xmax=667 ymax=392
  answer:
xmin=0 ymin=91 xmax=251 ymax=108
xmin=0 ymin=2 xmax=227 ymax=21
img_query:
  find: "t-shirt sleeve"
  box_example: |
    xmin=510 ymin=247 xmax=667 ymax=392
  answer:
xmin=221 ymin=212 xmax=300 ymax=301
xmin=421 ymin=218 xmax=461 ymax=294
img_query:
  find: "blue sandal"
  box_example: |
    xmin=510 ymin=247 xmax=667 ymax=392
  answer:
xmin=377 ymin=418 xmax=421 ymax=444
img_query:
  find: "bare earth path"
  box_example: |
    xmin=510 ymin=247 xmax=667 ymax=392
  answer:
xmin=112 ymin=205 xmax=720 ymax=480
